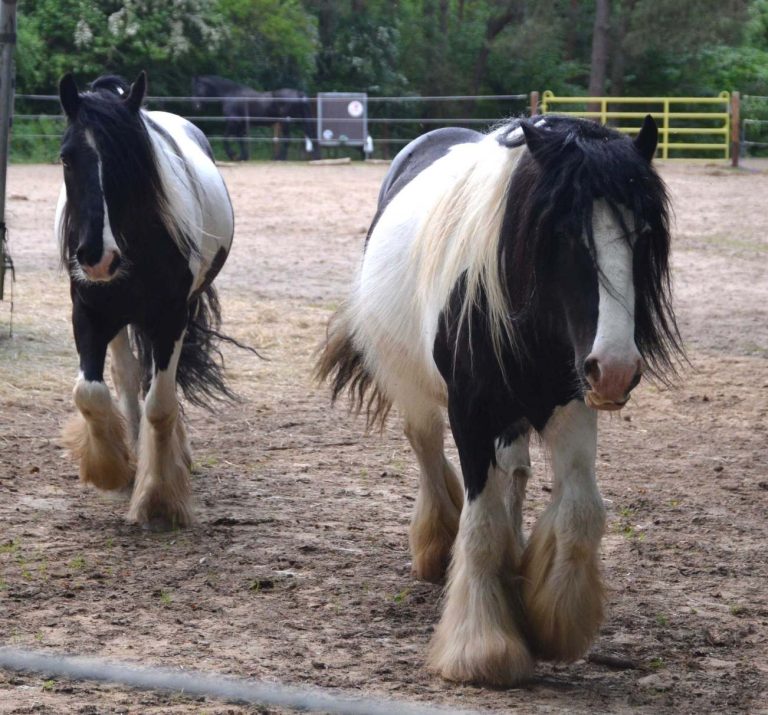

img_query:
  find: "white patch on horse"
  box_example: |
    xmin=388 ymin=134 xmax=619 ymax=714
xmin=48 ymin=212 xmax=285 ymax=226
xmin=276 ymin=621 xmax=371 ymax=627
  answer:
xmin=591 ymin=200 xmax=637 ymax=360
xmin=143 ymin=111 xmax=234 ymax=295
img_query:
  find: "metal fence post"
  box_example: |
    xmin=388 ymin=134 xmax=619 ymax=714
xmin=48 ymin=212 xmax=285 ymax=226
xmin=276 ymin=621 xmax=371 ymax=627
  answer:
xmin=529 ymin=91 xmax=539 ymax=117
xmin=0 ymin=0 xmax=16 ymax=301
xmin=731 ymin=91 xmax=740 ymax=167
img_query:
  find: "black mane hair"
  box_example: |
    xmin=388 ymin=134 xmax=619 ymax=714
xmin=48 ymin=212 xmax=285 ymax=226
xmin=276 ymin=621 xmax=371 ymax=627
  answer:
xmin=59 ymin=76 xmax=169 ymax=265
xmin=497 ymin=115 xmax=684 ymax=380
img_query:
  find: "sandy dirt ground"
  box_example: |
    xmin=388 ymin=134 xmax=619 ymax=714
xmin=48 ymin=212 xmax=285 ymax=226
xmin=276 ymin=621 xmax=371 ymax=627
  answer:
xmin=0 ymin=158 xmax=766 ymax=714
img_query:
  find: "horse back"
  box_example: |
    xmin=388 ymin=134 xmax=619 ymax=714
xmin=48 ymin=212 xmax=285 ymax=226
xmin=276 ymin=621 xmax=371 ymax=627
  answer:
xmin=366 ymin=127 xmax=483 ymax=246
xmin=145 ymin=111 xmax=234 ymax=292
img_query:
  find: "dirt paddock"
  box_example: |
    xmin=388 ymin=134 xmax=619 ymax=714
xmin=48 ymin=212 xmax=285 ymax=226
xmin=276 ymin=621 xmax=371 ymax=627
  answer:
xmin=0 ymin=159 xmax=766 ymax=714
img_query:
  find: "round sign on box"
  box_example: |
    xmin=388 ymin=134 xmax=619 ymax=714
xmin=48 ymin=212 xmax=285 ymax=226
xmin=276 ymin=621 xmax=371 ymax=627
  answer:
xmin=322 ymin=129 xmax=334 ymax=141
xmin=347 ymin=100 xmax=364 ymax=118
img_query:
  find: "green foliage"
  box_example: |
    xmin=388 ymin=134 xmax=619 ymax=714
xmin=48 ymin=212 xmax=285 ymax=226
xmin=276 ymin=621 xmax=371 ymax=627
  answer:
xmin=213 ymin=0 xmax=318 ymax=89
xmin=18 ymin=0 xmax=226 ymax=94
xmin=11 ymin=0 xmax=768 ymax=160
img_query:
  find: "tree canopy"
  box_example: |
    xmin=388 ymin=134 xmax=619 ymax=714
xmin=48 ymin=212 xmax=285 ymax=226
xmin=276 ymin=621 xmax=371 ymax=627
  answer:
xmin=15 ymin=0 xmax=768 ymax=97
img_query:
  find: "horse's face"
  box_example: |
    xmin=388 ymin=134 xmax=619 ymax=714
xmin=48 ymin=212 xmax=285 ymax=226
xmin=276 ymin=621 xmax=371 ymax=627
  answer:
xmin=58 ymin=73 xmax=147 ymax=283
xmin=520 ymin=116 xmax=665 ymax=411
xmin=553 ymin=202 xmax=643 ymax=411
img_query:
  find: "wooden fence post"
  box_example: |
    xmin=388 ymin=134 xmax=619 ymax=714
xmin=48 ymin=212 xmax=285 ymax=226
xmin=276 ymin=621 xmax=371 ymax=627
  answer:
xmin=731 ymin=91 xmax=740 ymax=168
xmin=530 ymin=91 xmax=539 ymax=117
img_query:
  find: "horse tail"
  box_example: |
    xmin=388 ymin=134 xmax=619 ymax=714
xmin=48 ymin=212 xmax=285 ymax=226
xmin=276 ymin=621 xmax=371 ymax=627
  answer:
xmin=315 ymin=302 xmax=392 ymax=430
xmin=133 ymin=285 xmax=257 ymax=409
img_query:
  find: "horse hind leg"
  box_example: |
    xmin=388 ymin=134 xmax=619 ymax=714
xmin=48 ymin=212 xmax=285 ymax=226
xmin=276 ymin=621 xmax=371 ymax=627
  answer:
xmin=405 ymin=410 xmax=463 ymax=583
xmin=521 ymin=400 xmax=606 ymax=662
xmin=127 ymin=333 xmax=193 ymax=530
xmin=62 ymin=374 xmax=135 ymax=491
xmin=109 ymin=327 xmax=141 ymax=444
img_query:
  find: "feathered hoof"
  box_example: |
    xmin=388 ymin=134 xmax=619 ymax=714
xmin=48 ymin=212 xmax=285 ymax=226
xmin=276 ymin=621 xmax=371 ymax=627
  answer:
xmin=61 ymin=412 xmax=135 ymax=491
xmin=411 ymin=543 xmax=451 ymax=584
xmin=521 ymin=518 xmax=604 ymax=661
xmin=127 ymin=488 xmax=193 ymax=531
xmin=428 ymin=627 xmax=534 ymax=687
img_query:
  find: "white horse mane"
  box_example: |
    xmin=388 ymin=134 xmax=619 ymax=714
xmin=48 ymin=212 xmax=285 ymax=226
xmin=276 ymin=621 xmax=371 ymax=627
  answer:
xmin=412 ymin=130 xmax=526 ymax=365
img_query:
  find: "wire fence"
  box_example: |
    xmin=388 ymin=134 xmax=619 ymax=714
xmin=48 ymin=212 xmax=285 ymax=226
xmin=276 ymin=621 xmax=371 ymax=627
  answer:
xmin=10 ymin=92 xmax=531 ymax=162
xmin=0 ymin=647 xmax=479 ymax=715
xmin=742 ymin=95 xmax=768 ymax=152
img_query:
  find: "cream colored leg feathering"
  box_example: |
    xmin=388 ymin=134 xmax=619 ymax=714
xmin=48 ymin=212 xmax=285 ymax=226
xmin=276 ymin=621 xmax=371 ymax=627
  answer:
xmin=521 ymin=400 xmax=606 ymax=661
xmin=127 ymin=337 xmax=193 ymax=529
xmin=405 ymin=411 xmax=463 ymax=583
xmin=428 ymin=437 xmax=534 ymax=686
xmin=62 ymin=374 xmax=135 ymax=491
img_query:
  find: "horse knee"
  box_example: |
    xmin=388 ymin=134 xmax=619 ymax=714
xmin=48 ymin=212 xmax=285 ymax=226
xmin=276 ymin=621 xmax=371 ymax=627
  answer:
xmin=144 ymin=392 xmax=179 ymax=432
xmin=73 ymin=376 xmax=112 ymax=418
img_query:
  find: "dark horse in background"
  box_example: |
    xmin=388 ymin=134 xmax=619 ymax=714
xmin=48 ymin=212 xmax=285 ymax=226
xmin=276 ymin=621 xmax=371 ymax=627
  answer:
xmin=191 ymin=75 xmax=316 ymax=161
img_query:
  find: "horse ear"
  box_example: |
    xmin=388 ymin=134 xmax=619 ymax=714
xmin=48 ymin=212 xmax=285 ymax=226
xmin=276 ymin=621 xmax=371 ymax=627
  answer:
xmin=59 ymin=74 xmax=80 ymax=120
xmin=125 ymin=71 xmax=147 ymax=113
xmin=520 ymin=121 xmax=549 ymax=161
xmin=634 ymin=114 xmax=658 ymax=162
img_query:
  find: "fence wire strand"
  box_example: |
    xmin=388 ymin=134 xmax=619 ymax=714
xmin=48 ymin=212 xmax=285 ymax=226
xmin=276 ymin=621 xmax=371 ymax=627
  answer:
xmin=0 ymin=647 xmax=479 ymax=715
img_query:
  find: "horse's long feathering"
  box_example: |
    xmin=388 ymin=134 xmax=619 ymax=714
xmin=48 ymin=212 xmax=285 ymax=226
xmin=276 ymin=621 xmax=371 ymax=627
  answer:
xmin=414 ymin=136 xmax=525 ymax=367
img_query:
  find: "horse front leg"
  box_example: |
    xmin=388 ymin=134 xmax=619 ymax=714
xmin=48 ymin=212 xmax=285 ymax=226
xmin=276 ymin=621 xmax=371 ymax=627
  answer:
xmin=521 ymin=399 xmax=606 ymax=662
xmin=62 ymin=302 xmax=134 ymax=491
xmin=127 ymin=329 xmax=192 ymax=530
xmin=428 ymin=401 xmax=533 ymax=686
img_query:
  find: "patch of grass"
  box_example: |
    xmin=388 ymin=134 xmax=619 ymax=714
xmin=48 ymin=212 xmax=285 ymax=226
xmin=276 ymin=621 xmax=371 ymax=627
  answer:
xmin=68 ymin=555 xmax=85 ymax=571
xmin=0 ymin=539 xmax=21 ymax=555
xmin=41 ymin=679 xmax=55 ymax=692
xmin=729 ymin=604 xmax=747 ymax=616
xmin=158 ymin=589 xmax=172 ymax=606
xmin=393 ymin=587 xmax=411 ymax=604
xmin=656 ymin=613 xmax=669 ymax=627
xmin=648 ymin=657 xmax=664 ymax=670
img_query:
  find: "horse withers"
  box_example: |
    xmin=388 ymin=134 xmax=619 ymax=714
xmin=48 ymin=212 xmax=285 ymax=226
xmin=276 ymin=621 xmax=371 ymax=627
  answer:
xmin=191 ymin=75 xmax=316 ymax=161
xmin=56 ymin=72 xmax=235 ymax=530
xmin=317 ymin=115 xmax=683 ymax=685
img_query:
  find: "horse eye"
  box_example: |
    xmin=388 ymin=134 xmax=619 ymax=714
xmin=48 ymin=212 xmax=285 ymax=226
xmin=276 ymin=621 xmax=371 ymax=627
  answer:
xmin=60 ymin=156 xmax=71 ymax=169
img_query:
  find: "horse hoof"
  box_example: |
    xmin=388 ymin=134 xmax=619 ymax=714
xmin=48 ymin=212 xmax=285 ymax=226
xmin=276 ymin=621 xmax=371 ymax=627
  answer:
xmin=428 ymin=630 xmax=535 ymax=687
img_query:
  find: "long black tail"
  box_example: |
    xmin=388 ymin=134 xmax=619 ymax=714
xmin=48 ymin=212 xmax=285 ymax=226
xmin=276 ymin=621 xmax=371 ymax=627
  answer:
xmin=133 ymin=285 xmax=260 ymax=409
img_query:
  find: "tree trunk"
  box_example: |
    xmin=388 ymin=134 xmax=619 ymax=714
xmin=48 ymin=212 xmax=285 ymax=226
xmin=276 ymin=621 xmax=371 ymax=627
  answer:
xmin=588 ymin=0 xmax=611 ymax=102
xmin=609 ymin=0 xmax=636 ymax=97
xmin=470 ymin=2 xmax=523 ymax=96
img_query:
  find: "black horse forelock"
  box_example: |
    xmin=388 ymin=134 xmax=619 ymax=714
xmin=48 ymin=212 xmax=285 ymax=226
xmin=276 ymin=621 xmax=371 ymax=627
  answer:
xmin=60 ymin=82 xmax=193 ymax=265
xmin=498 ymin=115 xmax=684 ymax=381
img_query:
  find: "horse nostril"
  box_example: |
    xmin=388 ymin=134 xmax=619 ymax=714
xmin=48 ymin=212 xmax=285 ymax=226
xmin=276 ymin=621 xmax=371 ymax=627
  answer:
xmin=628 ymin=371 xmax=642 ymax=392
xmin=75 ymin=246 xmax=86 ymax=265
xmin=584 ymin=357 xmax=601 ymax=382
xmin=108 ymin=252 xmax=122 ymax=275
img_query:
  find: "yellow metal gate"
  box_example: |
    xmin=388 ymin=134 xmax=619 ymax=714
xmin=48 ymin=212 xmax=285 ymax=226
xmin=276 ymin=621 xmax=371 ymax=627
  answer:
xmin=540 ymin=91 xmax=731 ymax=160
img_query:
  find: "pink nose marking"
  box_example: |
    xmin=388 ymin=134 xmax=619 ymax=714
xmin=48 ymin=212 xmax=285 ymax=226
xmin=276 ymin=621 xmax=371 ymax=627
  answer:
xmin=82 ymin=249 xmax=120 ymax=281
xmin=584 ymin=354 xmax=643 ymax=403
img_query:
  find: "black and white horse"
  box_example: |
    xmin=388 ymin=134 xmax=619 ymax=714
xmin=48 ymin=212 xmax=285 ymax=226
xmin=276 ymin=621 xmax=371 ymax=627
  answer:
xmin=191 ymin=75 xmax=315 ymax=161
xmin=56 ymin=72 xmax=235 ymax=530
xmin=317 ymin=115 xmax=682 ymax=685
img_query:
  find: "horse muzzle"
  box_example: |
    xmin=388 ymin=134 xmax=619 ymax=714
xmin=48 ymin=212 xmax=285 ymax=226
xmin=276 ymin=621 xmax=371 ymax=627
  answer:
xmin=583 ymin=353 xmax=643 ymax=411
xmin=78 ymin=248 xmax=122 ymax=282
